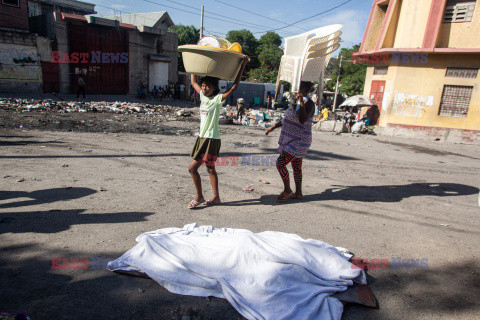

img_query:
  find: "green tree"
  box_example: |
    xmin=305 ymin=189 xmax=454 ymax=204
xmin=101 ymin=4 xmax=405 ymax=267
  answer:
xmin=259 ymin=31 xmax=282 ymax=47
xmin=246 ymin=64 xmax=278 ymax=83
xmin=226 ymin=29 xmax=259 ymax=71
xmin=257 ymin=31 xmax=283 ymax=68
xmin=245 ymin=31 xmax=283 ymax=83
xmin=168 ymin=25 xmax=199 ymax=45
xmin=168 ymin=25 xmax=200 ymax=72
xmin=326 ymin=44 xmax=366 ymax=97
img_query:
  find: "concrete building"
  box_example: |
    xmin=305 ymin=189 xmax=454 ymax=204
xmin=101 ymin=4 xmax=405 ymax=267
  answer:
xmin=26 ymin=0 xmax=96 ymax=93
xmin=4 ymin=0 xmax=179 ymax=96
xmin=105 ymin=12 xmax=178 ymax=94
xmin=354 ymin=0 xmax=480 ymax=143
xmin=0 ymin=0 xmax=42 ymax=93
xmin=42 ymin=10 xmax=178 ymax=95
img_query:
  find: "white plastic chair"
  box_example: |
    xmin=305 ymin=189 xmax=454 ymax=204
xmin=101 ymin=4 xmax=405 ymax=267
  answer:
xmin=277 ymin=25 xmax=343 ymax=93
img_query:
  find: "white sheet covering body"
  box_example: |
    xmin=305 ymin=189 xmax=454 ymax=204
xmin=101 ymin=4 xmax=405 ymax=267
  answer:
xmin=108 ymin=223 xmax=365 ymax=320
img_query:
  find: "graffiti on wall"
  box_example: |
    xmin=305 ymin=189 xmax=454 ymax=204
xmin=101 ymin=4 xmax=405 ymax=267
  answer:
xmin=0 ymin=45 xmax=41 ymax=81
xmin=391 ymin=93 xmax=434 ymax=118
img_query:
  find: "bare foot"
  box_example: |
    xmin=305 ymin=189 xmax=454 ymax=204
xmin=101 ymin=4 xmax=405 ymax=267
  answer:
xmin=293 ymin=193 xmax=304 ymax=199
xmin=277 ymin=191 xmax=295 ymax=202
xmin=205 ymin=197 xmax=221 ymax=206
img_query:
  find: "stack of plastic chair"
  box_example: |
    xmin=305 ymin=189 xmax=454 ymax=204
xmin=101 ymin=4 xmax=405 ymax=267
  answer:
xmin=276 ymin=24 xmax=343 ymax=94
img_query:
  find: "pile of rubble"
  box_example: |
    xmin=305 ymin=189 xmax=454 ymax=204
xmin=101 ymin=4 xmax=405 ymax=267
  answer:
xmin=220 ymin=105 xmax=284 ymax=128
xmin=0 ymin=98 xmax=196 ymax=119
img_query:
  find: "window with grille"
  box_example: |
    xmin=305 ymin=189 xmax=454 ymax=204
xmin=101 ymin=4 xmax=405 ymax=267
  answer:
xmin=374 ymin=66 xmax=388 ymax=75
xmin=445 ymin=67 xmax=479 ymax=78
xmin=2 ymin=0 xmax=20 ymax=6
xmin=443 ymin=0 xmax=476 ymax=22
xmin=438 ymin=85 xmax=472 ymax=117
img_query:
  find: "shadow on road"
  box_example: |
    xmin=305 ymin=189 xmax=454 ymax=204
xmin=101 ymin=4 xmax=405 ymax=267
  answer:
xmin=0 ymin=244 xmax=244 ymax=320
xmin=0 ymin=209 xmax=154 ymax=234
xmin=0 ymin=187 xmax=97 ymax=209
xmin=343 ymin=259 xmax=480 ymax=319
xmin=222 ymin=183 xmax=478 ymax=206
xmin=0 ymin=140 xmax=64 ymax=147
xmin=260 ymin=147 xmax=358 ymax=161
xmin=1 ymin=243 xmax=478 ymax=320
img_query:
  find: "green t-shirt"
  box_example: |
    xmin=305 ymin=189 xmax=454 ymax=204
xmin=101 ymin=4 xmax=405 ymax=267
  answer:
xmin=199 ymin=92 xmax=224 ymax=139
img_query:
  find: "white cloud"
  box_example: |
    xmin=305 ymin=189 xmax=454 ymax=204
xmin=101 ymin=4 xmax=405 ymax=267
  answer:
xmin=110 ymin=4 xmax=128 ymax=10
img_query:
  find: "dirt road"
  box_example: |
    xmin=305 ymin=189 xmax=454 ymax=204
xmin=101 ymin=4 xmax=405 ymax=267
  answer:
xmin=1 ymin=117 xmax=479 ymax=319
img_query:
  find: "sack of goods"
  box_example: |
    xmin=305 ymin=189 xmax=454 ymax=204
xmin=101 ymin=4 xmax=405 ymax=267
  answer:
xmin=178 ymin=36 xmax=247 ymax=81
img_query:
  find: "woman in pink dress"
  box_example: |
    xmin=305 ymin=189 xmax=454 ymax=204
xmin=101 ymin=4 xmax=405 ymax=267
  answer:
xmin=265 ymin=82 xmax=315 ymax=201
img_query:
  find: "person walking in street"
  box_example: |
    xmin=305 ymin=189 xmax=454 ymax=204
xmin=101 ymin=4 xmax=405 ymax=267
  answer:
xmin=187 ymin=56 xmax=248 ymax=209
xmin=265 ymin=81 xmax=315 ymax=201
xmin=77 ymin=75 xmax=86 ymax=99
xmin=179 ymin=83 xmax=186 ymax=100
xmin=236 ymin=98 xmax=246 ymax=121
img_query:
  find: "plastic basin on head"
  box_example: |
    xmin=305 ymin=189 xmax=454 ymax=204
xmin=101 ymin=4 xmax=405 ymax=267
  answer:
xmin=178 ymin=45 xmax=246 ymax=81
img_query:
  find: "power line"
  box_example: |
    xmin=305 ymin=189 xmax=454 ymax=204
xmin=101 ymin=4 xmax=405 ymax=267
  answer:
xmin=253 ymin=0 xmax=353 ymax=34
xmin=140 ymin=0 xmax=278 ymax=32
xmin=211 ymin=0 xmax=307 ymax=32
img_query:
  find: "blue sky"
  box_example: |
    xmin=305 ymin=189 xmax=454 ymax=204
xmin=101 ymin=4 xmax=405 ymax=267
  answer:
xmin=91 ymin=0 xmax=372 ymax=49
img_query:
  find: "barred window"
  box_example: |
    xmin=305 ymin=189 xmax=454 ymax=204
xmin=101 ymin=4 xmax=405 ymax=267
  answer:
xmin=374 ymin=66 xmax=388 ymax=75
xmin=2 ymin=0 xmax=20 ymax=7
xmin=438 ymin=85 xmax=472 ymax=117
xmin=445 ymin=67 xmax=478 ymax=78
xmin=443 ymin=0 xmax=476 ymax=23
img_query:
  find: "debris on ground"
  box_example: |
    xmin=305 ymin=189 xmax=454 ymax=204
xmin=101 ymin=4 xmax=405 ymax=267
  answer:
xmin=0 ymin=97 xmax=202 ymax=135
xmin=243 ymin=186 xmax=254 ymax=192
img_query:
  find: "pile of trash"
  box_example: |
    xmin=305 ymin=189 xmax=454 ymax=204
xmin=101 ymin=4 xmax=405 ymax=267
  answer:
xmin=0 ymin=98 xmax=196 ymax=119
xmin=219 ymin=105 xmax=284 ymax=127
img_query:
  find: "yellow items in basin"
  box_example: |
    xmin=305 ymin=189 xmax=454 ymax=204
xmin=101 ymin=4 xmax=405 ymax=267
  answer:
xmin=178 ymin=44 xmax=247 ymax=81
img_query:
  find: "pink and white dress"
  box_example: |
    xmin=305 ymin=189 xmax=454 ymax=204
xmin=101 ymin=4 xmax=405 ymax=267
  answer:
xmin=277 ymin=98 xmax=313 ymax=158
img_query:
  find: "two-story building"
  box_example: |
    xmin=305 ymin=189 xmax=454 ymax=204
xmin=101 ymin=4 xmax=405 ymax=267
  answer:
xmin=354 ymin=0 xmax=480 ymax=143
xmin=0 ymin=0 xmax=42 ymax=93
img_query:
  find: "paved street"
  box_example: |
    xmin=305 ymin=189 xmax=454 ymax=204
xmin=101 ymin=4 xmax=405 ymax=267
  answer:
xmin=1 ymin=124 xmax=479 ymax=319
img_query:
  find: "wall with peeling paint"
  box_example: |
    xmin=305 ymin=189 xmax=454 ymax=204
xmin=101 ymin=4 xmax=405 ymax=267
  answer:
xmin=0 ymin=31 xmax=42 ymax=93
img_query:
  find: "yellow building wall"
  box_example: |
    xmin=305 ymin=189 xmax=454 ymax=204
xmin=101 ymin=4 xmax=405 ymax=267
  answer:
xmin=381 ymin=0 xmax=402 ymax=48
xmin=363 ymin=4 xmax=388 ymax=51
xmin=436 ymin=3 xmax=480 ymax=48
xmin=392 ymin=0 xmax=431 ymax=48
xmin=364 ymin=54 xmax=480 ymax=130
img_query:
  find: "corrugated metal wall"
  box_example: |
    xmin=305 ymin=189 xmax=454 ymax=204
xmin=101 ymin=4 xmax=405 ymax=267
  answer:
xmin=42 ymin=62 xmax=59 ymax=93
xmin=68 ymin=23 xmax=128 ymax=94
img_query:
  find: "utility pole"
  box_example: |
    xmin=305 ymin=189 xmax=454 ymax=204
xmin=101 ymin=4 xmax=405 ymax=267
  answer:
xmin=200 ymin=6 xmax=204 ymax=39
xmin=332 ymin=55 xmax=343 ymax=112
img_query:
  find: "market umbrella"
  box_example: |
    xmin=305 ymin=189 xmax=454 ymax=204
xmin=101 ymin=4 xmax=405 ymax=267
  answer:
xmin=339 ymin=95 xmax=375 ymax=107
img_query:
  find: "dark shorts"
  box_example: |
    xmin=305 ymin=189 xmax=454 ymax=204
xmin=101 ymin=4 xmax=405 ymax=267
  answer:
xmin=190 ymin=137 xmax=221 ymax=163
